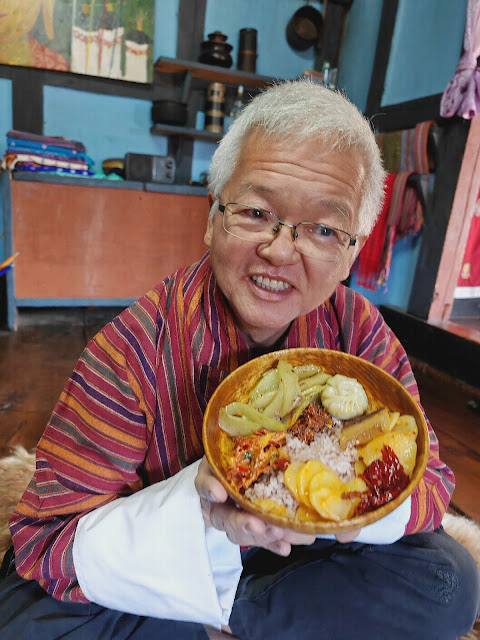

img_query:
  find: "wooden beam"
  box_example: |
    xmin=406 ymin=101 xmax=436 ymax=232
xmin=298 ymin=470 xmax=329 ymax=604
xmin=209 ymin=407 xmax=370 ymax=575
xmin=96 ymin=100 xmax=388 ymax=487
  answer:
xmin=428 ymin=115 xmax=480 ymax=323
xmin=315 ymin=0 xmax=354 ymax=71
xmin=365 ymin=0 xmax=399 ymax=117
xmin=177 ymin=0 xmax=207 ymax=60
xmin=11 ymin=67 xmax=44 ymax=134
xmin=370 ymin=94 xmax=442 ymax=133
xmin=0 ymin=64 xmax=157 ymax=101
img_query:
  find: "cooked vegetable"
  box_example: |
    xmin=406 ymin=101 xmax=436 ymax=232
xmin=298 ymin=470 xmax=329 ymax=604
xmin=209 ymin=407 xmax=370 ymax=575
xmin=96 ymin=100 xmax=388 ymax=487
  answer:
xmin=219 ymin=357 xmax=420 ymax=524
xmin=339 ymin=408 xmax=391 ymax=449
xmin=219 ymin=360 xmax=331 ymax=436
xmin=320 ymin=374 xmax=368 ymax=420
xmin=219 ymin=402 xmax=284 ymax=436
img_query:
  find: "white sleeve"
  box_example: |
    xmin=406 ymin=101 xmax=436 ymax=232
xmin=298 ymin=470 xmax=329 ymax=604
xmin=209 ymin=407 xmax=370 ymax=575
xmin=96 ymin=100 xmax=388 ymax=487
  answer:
xmin=316 ymin=495 xmax=412 ymax=545
xmin=72 ymin=460 xmax=242 ymax=628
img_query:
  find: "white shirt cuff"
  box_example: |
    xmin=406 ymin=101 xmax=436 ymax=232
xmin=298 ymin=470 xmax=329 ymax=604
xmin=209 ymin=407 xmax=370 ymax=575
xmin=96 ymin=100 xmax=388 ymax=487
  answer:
xmin=316 ymin=495 xmax=411 ymax=544
xmin=73 ymin=460 xmax=242 ymax=627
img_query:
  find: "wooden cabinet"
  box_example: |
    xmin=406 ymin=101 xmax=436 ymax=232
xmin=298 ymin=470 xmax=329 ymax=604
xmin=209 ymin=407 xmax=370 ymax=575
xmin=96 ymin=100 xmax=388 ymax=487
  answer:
xmin=1 ymin=173 xmax=209 ymax=329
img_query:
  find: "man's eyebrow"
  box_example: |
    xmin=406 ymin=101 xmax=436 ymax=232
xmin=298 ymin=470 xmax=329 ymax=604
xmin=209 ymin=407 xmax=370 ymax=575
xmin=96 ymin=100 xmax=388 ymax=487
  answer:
xmin=235 ymin=186 xmax=353 ymax=222
xmin=240 ymin=183 xmax=276 ymax=198
xmin=314 ymin=198 xmax=352 ymax=221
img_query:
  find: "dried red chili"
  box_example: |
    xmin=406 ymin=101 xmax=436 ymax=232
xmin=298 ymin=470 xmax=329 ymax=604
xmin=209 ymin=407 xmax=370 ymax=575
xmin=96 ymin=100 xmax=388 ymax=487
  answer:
xmin=355 ymin=445 xmax=409 ymax=515
xmin=288 ymin=402 xmax=334 ymax=444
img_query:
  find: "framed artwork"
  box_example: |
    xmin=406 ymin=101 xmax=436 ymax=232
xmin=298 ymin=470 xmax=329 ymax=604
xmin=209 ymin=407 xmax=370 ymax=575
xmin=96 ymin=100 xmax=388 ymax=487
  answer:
xmin=0 ymin=0 xmax=155 ymax=83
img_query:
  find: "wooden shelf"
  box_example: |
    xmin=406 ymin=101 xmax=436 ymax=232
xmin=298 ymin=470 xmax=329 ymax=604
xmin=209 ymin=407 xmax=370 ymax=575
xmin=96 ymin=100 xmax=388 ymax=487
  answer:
xmin=150 ymin=124 xmax=222 ymax=142
xmin=154 ymin=56 xmax=277 ymax=89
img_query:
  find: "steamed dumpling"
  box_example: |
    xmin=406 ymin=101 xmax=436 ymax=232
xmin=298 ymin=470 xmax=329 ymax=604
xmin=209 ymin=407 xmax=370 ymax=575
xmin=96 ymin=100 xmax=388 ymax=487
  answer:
xmin=320 ymin=374 xmax=368 ymax=420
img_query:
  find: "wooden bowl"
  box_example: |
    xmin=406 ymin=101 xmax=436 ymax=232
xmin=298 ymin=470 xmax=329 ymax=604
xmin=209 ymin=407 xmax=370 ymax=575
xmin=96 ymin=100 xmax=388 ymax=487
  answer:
xmin=203 ymin=347 xmax=429 ymax=534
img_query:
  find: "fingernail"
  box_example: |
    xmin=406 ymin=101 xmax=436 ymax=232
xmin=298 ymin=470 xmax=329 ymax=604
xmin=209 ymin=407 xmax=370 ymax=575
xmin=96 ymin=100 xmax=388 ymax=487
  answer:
xmin=243 ymin=523 xmax=253 ymax=534
xmin=208 ymin=491 xmax=218 ymax=503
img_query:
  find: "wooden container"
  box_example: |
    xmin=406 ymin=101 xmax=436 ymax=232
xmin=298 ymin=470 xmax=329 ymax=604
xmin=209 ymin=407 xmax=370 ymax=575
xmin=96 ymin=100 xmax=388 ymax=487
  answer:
xmin=203 ymin=347 xmax=429 ymax=534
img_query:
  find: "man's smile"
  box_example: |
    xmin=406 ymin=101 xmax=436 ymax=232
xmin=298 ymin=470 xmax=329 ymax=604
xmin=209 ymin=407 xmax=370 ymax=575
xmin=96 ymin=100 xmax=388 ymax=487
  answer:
xmin=251 ymin=275 xmax=292 ymax=292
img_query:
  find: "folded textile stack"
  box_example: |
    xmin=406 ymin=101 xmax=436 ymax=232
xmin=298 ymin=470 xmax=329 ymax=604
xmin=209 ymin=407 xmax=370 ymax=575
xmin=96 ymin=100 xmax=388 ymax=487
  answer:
xmin=2 ymin=130 xmax=95 ymax=176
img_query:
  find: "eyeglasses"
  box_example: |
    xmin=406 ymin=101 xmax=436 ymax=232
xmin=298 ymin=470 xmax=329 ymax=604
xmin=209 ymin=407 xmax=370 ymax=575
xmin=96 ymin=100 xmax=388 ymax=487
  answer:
xmin=218 ymin=202 xmax=357 ymax=262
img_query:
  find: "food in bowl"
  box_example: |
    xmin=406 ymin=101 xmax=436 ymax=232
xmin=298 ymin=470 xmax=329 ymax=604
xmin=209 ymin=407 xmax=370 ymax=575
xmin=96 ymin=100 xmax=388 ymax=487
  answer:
xmin=207 ymin=352 xmax=425 ymax=528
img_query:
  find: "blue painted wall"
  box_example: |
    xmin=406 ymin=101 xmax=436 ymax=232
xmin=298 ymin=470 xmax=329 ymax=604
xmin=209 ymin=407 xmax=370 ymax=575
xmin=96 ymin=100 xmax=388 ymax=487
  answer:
xmin=347 ymin=0 xmax=467 ymax=311
xmin=1 ymin=0 xmax=470 ymax=311
xmin=337 ymin=0 xmax=383 ymax=113
xmin=383 ymin=0 xmax=467 ymax=106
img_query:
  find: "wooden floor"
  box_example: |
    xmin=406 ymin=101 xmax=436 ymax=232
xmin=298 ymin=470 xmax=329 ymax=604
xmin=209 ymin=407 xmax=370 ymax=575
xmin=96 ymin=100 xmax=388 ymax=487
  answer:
xmin=0 ymin=309 xmax=479 ymax=524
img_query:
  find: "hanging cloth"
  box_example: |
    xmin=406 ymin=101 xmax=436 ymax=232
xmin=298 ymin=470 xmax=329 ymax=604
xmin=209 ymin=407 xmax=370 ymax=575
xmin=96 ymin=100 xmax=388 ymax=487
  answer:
xmin=440 ymin=0 xmax=480 ymax=119
xmin=456 ymin=185 xmax=480 ymax=293
xmin=377 ymin=172 xmax=417 ymax=288
xmin=355 ymin=174 xmax=396 ymax=290
xmin=356 ymin=122 xmax=436 ymax=291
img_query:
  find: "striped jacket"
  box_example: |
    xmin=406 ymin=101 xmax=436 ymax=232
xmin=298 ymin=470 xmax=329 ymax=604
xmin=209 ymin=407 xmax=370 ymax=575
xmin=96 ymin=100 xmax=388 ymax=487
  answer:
xmin=10 ymin=253 xmax=454 ymax=602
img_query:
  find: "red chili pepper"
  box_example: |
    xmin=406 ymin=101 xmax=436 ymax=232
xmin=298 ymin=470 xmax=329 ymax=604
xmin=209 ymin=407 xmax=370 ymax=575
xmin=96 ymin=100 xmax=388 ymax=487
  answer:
xmin=356 ymin=445 xmax=409 ymax=515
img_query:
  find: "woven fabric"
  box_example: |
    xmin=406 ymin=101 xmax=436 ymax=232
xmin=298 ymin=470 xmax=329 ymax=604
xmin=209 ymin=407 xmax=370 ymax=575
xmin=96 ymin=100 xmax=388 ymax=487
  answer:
xmin=9 ymin=254 xmax=454 ymax=602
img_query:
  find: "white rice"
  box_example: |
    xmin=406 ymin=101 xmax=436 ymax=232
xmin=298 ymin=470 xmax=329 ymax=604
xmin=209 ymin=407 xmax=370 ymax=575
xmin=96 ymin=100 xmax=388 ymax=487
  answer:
xmin=285 ymin=425 xmax=357 ymax=482
xmin=245 ymin=425 xmax=358 ymax=512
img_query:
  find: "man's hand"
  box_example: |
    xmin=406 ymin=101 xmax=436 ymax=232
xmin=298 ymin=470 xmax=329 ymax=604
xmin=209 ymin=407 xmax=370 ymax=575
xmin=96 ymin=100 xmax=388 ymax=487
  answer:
xmin=335 ymin=528 xmax=361 ymax=543
xmin=195 ymin=456 xmax=316 ymax=556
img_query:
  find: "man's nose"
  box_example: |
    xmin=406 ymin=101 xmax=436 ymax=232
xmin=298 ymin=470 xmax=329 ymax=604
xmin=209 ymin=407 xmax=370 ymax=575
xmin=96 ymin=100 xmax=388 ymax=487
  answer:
xmin=256 ymin=224 xmax=301 ymax=265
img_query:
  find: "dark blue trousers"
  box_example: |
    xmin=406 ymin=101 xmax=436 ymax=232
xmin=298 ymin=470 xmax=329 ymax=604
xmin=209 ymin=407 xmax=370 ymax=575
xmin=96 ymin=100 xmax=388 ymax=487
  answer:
xmin=0 ymin=528 xmax=478 ymax=640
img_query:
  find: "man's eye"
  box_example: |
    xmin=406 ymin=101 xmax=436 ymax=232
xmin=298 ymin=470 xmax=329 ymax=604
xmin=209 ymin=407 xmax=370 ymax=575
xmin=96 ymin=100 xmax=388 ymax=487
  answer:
xmin=316 ymin=224 xmax=335 ymax=237
xmin=242 ymin=208 xmax=267 ymax=220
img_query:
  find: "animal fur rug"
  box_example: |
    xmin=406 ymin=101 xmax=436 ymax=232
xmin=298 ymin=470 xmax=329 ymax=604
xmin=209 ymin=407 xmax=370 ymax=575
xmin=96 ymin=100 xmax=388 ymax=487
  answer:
xmin=1 ymin=445 xmax=479 ymax=638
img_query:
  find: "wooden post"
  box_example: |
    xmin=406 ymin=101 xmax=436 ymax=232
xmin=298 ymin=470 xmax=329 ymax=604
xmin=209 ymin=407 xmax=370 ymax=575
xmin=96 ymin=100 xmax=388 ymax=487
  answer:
xmin=428 ymin=115 xmax=480 ymax=323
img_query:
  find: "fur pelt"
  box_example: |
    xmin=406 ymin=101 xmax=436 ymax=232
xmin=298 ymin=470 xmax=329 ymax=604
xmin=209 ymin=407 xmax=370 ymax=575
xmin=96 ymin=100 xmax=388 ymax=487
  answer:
xmin=0 ymin=446 xmax=478 ymax=637
xmin=0 ymin=445 xmax=36 ymax=559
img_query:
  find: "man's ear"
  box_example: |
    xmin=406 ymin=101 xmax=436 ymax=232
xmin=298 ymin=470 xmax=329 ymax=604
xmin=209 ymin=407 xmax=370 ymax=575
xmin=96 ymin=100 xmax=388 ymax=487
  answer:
xmin=204 ymin=191 xmax=216 ymax=247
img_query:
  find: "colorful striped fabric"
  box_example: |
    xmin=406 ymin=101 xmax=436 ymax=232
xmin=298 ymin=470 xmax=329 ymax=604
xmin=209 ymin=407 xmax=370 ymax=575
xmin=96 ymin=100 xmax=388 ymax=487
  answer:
xmin=10 ymin=253 xmax=454 ymax=602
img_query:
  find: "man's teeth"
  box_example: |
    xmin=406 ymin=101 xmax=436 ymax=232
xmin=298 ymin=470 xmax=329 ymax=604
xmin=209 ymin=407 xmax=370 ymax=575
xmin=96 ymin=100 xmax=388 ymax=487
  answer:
xmin=251 ymin=275 xmax=291 ymax=291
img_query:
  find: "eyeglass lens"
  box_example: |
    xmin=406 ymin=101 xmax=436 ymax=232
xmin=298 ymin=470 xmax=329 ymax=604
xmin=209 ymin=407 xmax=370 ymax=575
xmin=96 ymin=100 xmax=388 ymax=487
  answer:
xmin=222 ymin=203 xmax=353 ymax=261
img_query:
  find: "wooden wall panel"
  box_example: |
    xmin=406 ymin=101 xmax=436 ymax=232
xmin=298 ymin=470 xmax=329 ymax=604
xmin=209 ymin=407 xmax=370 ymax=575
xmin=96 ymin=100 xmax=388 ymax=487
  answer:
xmin=11 ymin=182 xmax=209 ymax=300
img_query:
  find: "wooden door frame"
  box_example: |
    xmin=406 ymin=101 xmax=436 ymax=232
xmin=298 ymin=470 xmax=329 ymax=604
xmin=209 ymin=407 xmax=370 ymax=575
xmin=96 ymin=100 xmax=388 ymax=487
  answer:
xmin=428 ymin=115 xmax=480 ymax=323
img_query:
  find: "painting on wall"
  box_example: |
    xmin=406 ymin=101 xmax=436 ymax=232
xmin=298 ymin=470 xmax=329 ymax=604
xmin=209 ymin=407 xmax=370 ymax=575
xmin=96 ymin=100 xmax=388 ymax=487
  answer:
xmin=0 ymin=0 xmax=155 ymax=83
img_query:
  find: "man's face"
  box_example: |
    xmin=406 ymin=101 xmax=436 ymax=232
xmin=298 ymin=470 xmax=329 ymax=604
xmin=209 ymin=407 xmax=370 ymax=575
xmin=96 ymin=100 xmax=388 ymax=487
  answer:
xmin=204 ymin=130 xmax=366 ymax=347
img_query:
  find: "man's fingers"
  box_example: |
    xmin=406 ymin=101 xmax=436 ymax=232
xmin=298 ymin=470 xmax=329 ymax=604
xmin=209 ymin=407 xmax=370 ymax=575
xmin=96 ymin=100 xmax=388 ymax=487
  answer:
xmin=283 ymin=530 xmax=317 ymax=546
xmin=335 ymin=528 xmax=361 ymax=543
xmin=195 ymin=456 xmax=228 ymax=503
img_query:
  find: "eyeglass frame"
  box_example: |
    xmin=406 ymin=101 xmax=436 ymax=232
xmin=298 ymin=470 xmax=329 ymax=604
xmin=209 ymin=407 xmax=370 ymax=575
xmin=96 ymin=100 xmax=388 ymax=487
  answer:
xmin=217 ymin=202 xmax=357 ymax=259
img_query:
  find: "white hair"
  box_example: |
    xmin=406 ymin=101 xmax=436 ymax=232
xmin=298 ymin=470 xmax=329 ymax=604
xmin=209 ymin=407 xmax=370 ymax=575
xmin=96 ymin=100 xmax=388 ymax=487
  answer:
xmin=208 ymin=79 xmax=386 ymax=237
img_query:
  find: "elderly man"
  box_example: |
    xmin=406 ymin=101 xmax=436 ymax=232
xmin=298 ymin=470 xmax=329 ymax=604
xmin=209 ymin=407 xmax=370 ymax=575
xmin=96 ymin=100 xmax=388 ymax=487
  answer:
xmin=0 ymin=80 xmax=479 ymax=640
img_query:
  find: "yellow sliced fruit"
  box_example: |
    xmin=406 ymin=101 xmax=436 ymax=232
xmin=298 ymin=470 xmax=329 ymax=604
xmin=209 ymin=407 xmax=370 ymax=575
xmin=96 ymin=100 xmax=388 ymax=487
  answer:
xmin=297 ymin=460 xmax=331 ymax=507
xmin=251 ymin=497 xmax=288 ymax=517
xmin=310 ymin=489 xmax=354 ymax=522
xmin=392 ymin=414 xmax=418 ymax=439
xmin=295 ymin=504 xmax=326 ymax=523
xmin=354 ymin=459 xmax=367 ymax=475
xmin=387 ymin=411 xmax=400 ymax=431
xmin=283 ymin=461 xmax=304 ymax=502
xmin=358 ymin=431 xmax=417 ymax=477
